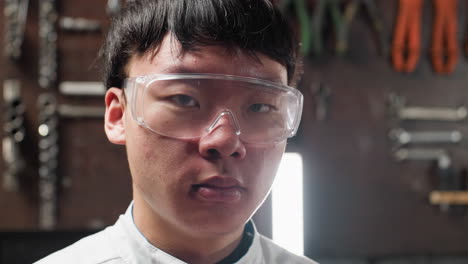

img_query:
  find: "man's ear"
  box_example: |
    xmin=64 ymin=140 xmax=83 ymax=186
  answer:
xmin=104 ymin=88 xmax=126 ymax=145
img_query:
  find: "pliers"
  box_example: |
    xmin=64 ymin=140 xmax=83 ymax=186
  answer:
xmin=392 ymin=0 xmax=424 ymax=73
xmin=278 ymin=0 xmax=312 ymax=54
xmin=310 ymin=0 xmax=344 ymax=56
xmin=311 ymin=0 xmax=385 ymax=56
xmin=431 ymin=0 xmax=458 ymax=74
xmin=335 ymin=0 xmax=387 ymax=56
xmin=280 ymin=0 xmax=386 ymax=56
xmin=279 ymin=0 xmax=348 ymax=56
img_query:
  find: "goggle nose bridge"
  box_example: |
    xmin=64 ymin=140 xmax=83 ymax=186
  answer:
xmin=205 ymin=109 xmax=242 ymax=136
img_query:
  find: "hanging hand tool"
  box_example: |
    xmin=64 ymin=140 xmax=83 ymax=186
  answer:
xmin=279 ymin=0 xmax=386 ymax=56
xmin=58 ymin=105 xmax=105 ymax=119
xmin=59 ymin=17 xmax=101 ymax=32
xmin=430 ymin=191 xmax=468 ymax=205
xmin=435 ymin=154 xmax=457 ymax=212
xmin=37 ymin=93 xmax=59 ymax=229
xmin=393 ymin=147 xmax=447 ymax=161
xmin=397 ymin=106 xmax=467 ymax=121
xmin=335 ymin=0 xmax=387 ymax=56
xmin=4 ymin=0 xmax=29 ymax=59
xmin=280 ymin=0 xmax=367 ymax=55
xmin=310 ymin=0 xmax=347 ymax=56
xmin=311 ymin=82 xmax=332 ymax=121
xmin=38 ymin=0 xmax=58 ymax=89
xmin=465 ymin=15 xmax=468 ymax=57
xmin=295 ymin=0 xmax=312 ymax=54
xmin=2 ymin=80 xmax=26 ymax=191
xmin=279 ymin=0 xmax=312 ymax=55
xmin=59 ymin=81 xmax=106 ymax=96
xmin=390 ymin=128 xmax=463 ymax=146
xmin=280 ymin=0 xmax=346 ymax=56
xmin=309 ymin=0 xmax=329 ymax=56
xmin=361 ymin=0 xmax=388 ymax=56
xmin=106 ymin=0 xmax=121 ymax=17
xmin=388 ymin=93 xmax=468 ymax=122
xmin=312 ymin=0 xmax=387 ymax=56
xmin=431 ymin=0 xmax=458 ymax=74
xmin=392 ymin=0 xmax=424 ymax=73
xmin=332 ymin=0 xmax=358 ymax=55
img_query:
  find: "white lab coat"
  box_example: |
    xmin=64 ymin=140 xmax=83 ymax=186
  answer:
xmin=35 ymin=204 xmax=317 ymax=264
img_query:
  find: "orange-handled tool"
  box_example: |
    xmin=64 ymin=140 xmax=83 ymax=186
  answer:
xmin=392 ymin=0 xmax=424 ymax=73
xmin=431 ymin=0 xmax=458 ymax=74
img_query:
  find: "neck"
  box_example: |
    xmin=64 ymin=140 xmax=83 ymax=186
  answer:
xmin=132 ymin=193 xmax=245 ymax=264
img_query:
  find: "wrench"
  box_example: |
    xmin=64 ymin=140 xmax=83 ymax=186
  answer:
xmin=38 ymin=93 xmax=104 ymax=118
xmin=389 ymin=128 xmax=463 ymax=145
xmin=398 ymin=106 xmax=467 ymax=121
xmin=58 ymin=105 xmax=105 ymax=118
xmin=59 ymin=81 xmax=105 ymax=96
xmin=389 ymin=93 xmax=467 ymax=121
xmin=59 ymin=17 xmax=101 ymax=32
xmin=394 ymin=147 xmax=457 ymax=212
xmin=393 ymin=148 xmax=448 ymax=161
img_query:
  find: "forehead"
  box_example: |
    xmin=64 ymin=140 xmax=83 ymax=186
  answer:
xmin=126 ymin=34 xmax=288 ymax=85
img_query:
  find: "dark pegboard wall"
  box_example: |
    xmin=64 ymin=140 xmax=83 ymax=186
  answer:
xmin=0 ymin=0 xmax=131 ymax=230
xmin=1 ymin=0 xmax=468 ymax=260
xmin=299 ymin=0 xmax=468 ymax=259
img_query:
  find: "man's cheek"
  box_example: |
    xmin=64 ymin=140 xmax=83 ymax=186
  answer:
xmin=259 ymin=147 xmax=284 ymax=184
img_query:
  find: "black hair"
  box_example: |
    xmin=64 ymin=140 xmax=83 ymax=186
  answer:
xmin=102 ymin=0 xmax=300 ymax=89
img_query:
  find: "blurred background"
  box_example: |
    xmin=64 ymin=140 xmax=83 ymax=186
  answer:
xmin=2 ymin=0 xmax=468 ymax=263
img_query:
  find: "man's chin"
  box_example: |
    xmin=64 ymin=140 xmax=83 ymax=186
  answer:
xmin=183 ymin=211 xmax=249 ymax=236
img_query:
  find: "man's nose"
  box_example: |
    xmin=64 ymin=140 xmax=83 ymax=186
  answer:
xmin=198 ymin=110 xmax=246 ymax=159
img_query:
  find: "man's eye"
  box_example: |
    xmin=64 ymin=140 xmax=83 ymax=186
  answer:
xmin=249 ymin=103 xmax=274 ymax=113
xmin=169 ymin=95 xmax=199 ymax=107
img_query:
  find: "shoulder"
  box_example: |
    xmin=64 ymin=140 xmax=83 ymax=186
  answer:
xmin=34 ymin=227 xmax=125 ymax=264
xmin=257 ymin=234 xmax=319 ymax=264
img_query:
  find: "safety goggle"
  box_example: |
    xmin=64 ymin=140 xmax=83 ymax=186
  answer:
xmin=123 ymin=73 xmax=303 ymax=145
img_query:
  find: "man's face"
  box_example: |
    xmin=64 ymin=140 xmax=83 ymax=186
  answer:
xmin=105 ymin=34 xmax=288 ymax=238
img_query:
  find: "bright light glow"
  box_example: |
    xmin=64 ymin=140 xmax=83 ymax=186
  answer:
xmin=272 ymin=152 xmax=304 ymax=256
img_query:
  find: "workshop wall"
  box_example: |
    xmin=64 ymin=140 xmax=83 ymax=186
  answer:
xmin=2 ymin=0 xmax=468 ymax=264
xmin=1 ymin=1 xmax=132 ymax=262
xmin=293 ymin=0 xmax=468 ymax=263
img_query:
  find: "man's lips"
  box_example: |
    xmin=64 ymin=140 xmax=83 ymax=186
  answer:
xmin=191 ymin=177 xmax=244 ymax=203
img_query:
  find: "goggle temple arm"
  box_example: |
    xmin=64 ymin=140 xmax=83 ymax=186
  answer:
xmin=123 ymin=78 xmax=141 ymax=124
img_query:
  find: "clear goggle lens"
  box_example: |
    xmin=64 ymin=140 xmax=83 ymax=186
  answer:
xmin=124 ymin=74 xmax=303 ymax=145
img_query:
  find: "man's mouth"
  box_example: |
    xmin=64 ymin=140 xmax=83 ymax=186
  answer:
xmin=191 ymin=177 xmax=244 ymax=203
